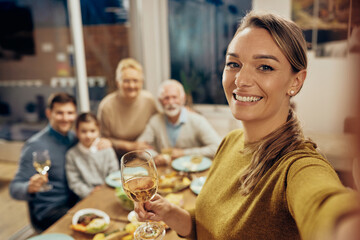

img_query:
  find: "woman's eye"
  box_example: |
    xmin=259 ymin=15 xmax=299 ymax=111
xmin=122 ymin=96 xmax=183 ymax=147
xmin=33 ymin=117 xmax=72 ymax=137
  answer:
xmin=258 ymin=65 xmax=274 ymax=71
xmin=226 ymin=62 xmax=240 ymax=68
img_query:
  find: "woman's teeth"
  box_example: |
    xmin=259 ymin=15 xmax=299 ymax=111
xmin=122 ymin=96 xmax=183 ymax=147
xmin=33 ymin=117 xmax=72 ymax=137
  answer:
xmin=234 ymin=94 xmax=262 ymax=102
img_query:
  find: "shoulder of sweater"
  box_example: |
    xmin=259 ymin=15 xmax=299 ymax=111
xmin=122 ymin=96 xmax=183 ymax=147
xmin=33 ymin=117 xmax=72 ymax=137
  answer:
xmin=97 ymin=147 xmax=116 ymax=155
xmin=98 ymin=91 xmax=118 ymax=107
xmin=147 ymin=112 xmax=165 ymax=123
xmin=66 ymin=144 xmax=81 ymax=158
xmin=25 ymin=127 xmax=54 ymax=147
xmin=140 ymin=90 xmax=156 ymax=100
xmin=187 ymin=110 xmax=204 ymax=119
xmin=279 ymin=143 xmax=331 ymax=170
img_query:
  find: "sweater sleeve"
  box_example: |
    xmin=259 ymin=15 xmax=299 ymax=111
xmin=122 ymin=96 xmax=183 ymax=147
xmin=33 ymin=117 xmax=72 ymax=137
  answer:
xmin=9 ymin=142 xmax=38 ymax=201
xmin=136 ymin=116 xmax=162 ymax=155
xmin=137 ymin=119 xmax=157 ymax=146
xmin=65 ymin=150 xmax=93 ymax=199
xmin=286 ymin=156 xmax=360 ymax=240
xmin=182 ymin=115 xmax=221 ymax=159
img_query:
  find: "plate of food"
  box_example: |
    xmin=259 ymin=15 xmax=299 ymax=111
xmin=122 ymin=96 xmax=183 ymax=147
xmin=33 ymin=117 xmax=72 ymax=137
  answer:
xmin=171 ymin=155 xmax=212 ymax=172
xmin=71 ymin=208 xmax=110 ymax=234
xmin=158 ymin=171 xmax=191 ymax=194
xmin=105 ymin=170 xmax=122 ymax=188
xmin=190 ymin=176 xmax=207 ymax=195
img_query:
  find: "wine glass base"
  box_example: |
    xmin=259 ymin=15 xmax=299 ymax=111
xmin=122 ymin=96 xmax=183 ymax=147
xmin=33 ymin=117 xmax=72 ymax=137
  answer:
xmin=134 ymin=222 xmax=166 ymax=240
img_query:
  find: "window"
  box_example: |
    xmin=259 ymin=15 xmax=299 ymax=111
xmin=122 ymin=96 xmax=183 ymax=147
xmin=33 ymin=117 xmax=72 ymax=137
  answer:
xmin=168 ymin=0 xmax=251 ymax=104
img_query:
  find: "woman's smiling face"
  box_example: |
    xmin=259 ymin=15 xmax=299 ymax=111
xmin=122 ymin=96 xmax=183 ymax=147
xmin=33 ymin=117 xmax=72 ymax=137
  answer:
xmin=222 ymin=27 xmax=300 ymax=128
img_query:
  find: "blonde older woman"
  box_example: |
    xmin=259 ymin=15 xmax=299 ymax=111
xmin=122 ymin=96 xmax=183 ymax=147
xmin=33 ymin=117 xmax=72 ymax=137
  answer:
xmin=97 ymin=58 xmax=158 ymax=158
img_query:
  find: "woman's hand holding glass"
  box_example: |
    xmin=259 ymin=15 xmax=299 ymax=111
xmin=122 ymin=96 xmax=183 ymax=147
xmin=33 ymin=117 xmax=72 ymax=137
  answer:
xmin=120 ymin=150 xmax=165 ymax=240
xmin=134 ymin=194 xmax=172 ymax=222
xmin=134 ymin=194 xmax=193 ymax=238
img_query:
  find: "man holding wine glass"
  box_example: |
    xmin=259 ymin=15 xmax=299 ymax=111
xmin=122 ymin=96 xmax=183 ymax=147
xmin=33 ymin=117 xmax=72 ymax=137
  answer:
xmin=9 ymin=92 xmax=112 ymax=232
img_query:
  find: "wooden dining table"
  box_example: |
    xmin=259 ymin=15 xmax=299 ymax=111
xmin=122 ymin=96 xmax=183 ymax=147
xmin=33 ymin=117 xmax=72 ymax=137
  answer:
xmin=43 ymin=168 xmax=206 ymax=240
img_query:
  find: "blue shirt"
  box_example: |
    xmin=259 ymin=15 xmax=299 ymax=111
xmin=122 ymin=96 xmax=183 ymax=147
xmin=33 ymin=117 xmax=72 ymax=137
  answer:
xmin=9 ymin=125 xmax=77 ymax=220
xmin=165 ymin=107 xmax=187 ymax=147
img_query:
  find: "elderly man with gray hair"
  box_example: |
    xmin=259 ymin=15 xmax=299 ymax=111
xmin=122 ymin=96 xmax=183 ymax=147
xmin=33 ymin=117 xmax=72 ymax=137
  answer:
xmin=137 ymin=79 xmax=221 ymax=165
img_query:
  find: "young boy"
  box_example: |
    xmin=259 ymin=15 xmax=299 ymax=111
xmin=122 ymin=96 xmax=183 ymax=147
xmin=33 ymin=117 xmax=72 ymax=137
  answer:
xmin=66 ymin=113 xmax=119 ymax=198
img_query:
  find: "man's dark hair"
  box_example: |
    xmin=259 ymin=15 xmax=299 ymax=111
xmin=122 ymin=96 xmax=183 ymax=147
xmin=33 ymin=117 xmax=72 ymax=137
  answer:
xmin=47 ymin=92 xmax=76 ymax=110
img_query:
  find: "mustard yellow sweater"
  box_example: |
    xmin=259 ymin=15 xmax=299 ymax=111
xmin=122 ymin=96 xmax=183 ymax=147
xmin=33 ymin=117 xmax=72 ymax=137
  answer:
xmin=185 ymin=129 xmax=360 ymax=240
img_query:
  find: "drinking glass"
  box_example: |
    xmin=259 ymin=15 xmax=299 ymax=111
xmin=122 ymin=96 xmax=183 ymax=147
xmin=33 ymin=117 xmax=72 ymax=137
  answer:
xmin=32 ymin=150 xmax=53 ymax=191
xmin=120 ymin=150 xmax=165 ymax=240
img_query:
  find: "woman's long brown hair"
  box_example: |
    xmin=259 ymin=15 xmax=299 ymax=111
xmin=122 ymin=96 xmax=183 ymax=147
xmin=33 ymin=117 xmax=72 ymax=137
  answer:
xmin=239 ymin=109 xmax=316 ymax=195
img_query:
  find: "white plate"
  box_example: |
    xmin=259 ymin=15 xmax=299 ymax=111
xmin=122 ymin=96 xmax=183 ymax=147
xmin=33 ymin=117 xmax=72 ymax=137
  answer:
xmin=105 ymin=170 xmax=122 ymax=188
xmin=72 ymin=208 xmax=110 ymax=233
xmin=28 ymin=234 xmax=74 ymax=240
xmin=190 ymin=176 xmax=207 ymax=195
xmin=172 ymin=156 xmax=212 ymax=172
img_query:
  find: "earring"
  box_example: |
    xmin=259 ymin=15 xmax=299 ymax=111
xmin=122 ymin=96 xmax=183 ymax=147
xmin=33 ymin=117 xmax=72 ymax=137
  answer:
xmin=290 ymin=90 xmax=295 ymax=95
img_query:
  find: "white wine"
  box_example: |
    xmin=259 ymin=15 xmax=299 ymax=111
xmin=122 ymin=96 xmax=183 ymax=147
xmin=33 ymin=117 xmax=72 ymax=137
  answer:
xmin=33 ymin=159 xmax=51 ymax=174
xmin=120 ymin=150 xmax=165 ymax=239
xmin=123 ymin=176 xmax=157 ymax=202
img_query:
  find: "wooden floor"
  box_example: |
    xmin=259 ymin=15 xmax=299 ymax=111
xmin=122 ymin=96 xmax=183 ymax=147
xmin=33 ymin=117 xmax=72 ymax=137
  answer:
xmin=0 ymin=161 xmax=32 ymax=240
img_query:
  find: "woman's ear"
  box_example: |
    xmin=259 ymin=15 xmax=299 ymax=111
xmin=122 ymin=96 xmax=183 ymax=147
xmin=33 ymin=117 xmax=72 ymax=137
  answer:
xmin=288 ymin=70 xmax=306 ymax=96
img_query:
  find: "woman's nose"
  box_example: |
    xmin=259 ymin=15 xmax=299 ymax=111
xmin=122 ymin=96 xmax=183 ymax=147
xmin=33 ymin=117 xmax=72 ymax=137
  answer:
xmin=128 ymin=81 xmax=135 ymax=88
xmin=235 ymin=68 xmax=253 ymax=88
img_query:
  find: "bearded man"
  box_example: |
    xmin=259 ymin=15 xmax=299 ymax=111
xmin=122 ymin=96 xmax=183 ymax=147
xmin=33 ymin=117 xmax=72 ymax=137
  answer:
xmin=136 ymin=79 xmax=221 ymax=165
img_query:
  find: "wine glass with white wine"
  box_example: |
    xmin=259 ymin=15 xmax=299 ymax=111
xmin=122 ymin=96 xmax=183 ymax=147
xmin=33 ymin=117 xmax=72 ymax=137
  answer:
xmin=32 ymin=150 xmax=53 ymax=191
xmin=121 ymin=150 xmax=165 ymax=240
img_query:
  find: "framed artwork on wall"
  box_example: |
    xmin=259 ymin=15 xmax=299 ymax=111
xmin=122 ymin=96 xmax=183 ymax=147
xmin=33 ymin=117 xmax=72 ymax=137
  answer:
xmin=292 ymin=0 xmax=359 ymax=57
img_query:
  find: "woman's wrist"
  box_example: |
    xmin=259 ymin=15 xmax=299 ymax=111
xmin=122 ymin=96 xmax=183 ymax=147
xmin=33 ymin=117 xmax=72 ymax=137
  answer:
xmin=164 ymin=203 xmax=192 ymax=237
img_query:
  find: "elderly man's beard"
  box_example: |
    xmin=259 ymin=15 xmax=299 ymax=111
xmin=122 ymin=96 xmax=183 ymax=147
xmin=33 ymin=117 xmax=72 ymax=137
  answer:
xmin=163 ymin=103 xmax=181 ymax=117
